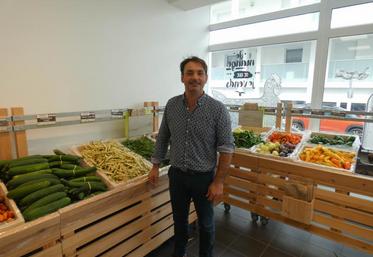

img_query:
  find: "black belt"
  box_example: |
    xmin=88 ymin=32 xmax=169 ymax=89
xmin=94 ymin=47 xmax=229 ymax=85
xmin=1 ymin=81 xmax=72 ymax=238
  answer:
xmin=172 ymin=166 xmax=213 ymax=175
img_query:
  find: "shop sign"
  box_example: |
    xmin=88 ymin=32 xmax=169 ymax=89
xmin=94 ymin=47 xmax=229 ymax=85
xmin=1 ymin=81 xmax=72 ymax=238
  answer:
xmin=225 ymin=49 xmax=256 ymax=96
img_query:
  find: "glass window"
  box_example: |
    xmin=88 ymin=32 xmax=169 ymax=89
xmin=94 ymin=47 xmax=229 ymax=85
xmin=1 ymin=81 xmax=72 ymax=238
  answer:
xmin=321 ymin=34 xmax=373 ymax=137
xmin=209 ymin=41 xmax=316 ymax=107
xmin=211 ymin=0 xmax=320 ymax=24
xmin=210 ymin=13 xmax=319 ymax=45
xmin=331 ymin=2 xmax=373 ymax=29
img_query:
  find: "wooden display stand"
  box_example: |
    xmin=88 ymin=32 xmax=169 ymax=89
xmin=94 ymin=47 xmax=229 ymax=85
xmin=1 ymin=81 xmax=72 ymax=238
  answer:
xmin=224 ymin=151 xmax=373 ymax=254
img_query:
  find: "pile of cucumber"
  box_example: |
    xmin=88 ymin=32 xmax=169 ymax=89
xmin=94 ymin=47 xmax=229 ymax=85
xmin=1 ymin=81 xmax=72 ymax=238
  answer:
xmin=0 ymin=150 xmax=107 ymax=221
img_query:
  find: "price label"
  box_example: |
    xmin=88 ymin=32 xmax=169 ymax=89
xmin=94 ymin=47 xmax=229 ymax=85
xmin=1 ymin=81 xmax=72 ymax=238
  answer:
xmin=80 ymin=112 xmax=96 ymax=123
xmin=37 ymin=114 xmax=56 ymax=125
xmin=111 ymin=109 xmax=124 ymax=119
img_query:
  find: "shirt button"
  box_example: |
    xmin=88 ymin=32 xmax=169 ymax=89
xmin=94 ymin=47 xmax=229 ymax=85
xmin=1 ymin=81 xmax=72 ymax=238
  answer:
xmin=185 ymin=142 xmax=188 ymax=145
xmin=187 ymin=119 xmax=190 ymax=121
xmin=186 ymin=130 xmax=189 ymax=133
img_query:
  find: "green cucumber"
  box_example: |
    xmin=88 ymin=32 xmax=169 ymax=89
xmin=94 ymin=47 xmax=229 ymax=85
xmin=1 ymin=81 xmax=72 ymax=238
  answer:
xmin=23 ymin=197 xmax=71 ymax=221
xmin=60 ymin=164 xmax=83 ymax=170
xmin=17 ymin=178 xmax=61 ymax=189
xmin=52 ymin=167 xmax=96 ymax=178
xmin=19 ymin=184 xmax=65 ymax=207
xmin=8 ymin=163 xmax=50 ymax=176
xmin=7 ymin=173 xmax=57 ymax=190
xmin=69 ymin=176 xmax=101 ymax=182
xmin=48 ymin=155 xmax=81 ymax=163
xmin=13 ymin=169 xmax=53 ymax=179
xmin=48 ymin=161 xmax=78 ymax=168
xmin=7 ymin=180 xmax=51 ymax=200
xmin=9 ymin=158 xmax=48 ymax=168
xmin=24 ymin=192 xmax=67 ymax=213
xmin=63 ymin=180 xmax=107 ymax=191
xmin=53 ymin=149 xmax=66 ymax=155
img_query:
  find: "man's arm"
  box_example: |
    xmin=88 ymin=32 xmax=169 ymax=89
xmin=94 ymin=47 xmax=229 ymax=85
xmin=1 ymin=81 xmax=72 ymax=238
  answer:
xmin=206 ymin=152 xmax=232 ymax=202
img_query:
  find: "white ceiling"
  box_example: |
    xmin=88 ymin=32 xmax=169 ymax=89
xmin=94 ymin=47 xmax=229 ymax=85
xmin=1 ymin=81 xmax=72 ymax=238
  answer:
xmin=167 ymin=0 xmax=225 ymax=10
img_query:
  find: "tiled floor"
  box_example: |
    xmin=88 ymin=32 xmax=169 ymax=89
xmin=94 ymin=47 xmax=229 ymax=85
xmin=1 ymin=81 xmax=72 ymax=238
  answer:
xmin=146 ymin=204 xmax=372 ymax=257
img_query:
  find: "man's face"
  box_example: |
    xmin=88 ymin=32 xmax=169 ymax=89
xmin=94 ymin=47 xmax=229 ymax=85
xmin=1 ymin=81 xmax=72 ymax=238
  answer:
xmin=181 ymin=61 xmax=208 ymax=95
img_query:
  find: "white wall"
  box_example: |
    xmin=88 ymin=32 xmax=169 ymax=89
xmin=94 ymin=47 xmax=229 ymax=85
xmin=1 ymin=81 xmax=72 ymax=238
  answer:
xmin=0 ymin=0 xmax=210 ymax=155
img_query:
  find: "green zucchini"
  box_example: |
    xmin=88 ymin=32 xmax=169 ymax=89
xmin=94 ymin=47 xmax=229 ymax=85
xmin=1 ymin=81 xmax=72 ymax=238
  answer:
xmin=64 ymin=180 xmax=107 ymax=191
xmin=60 ymin=164 xmax=83 ymax=170
xmin=48 ymin=155 xmax=81 ymax=163
xmin=53 ymin=149 xmax=66 ymax=155
xmin=13 ymin=169 xmax=53 ymax=179
xmin=69 ymin=176 xmax=101 ymax=182
xmin=23 ymin=197 xmax=71 ymax=221
xmin=8 ymin=155 xmax=43 ymax=164
xmin=7 ymin=173 xmax=57 ymax=190
xmin=24 ymin=192 xmax=67 ymax=213
xmin=19 ymin=184 xmax=65 ymax=207
xmin=17 ymin=178 xmax=61 ymax=189
xmin=52 ymin=167 xmax=96 ymax=178
xmin=48 ymin=161 xmax=78 ymax=168
xmin=8 ymin=163 xmax=50 ymax=176
xmin=7 ymin=180 xmax=51 ymax=200
xmin=9 ymin=158 xmax=48 ymax=168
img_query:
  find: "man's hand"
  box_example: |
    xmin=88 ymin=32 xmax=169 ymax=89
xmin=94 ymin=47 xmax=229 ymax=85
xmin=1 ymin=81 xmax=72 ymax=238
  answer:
xmin=206 ymin=181 xmax=224 ymax=203
xmin=148 ymin=165 xmax=160 ymax=185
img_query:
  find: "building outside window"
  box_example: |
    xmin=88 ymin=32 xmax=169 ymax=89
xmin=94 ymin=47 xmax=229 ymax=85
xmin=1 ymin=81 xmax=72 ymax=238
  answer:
xmin=208 ymin=0 xmax=373 ymax=136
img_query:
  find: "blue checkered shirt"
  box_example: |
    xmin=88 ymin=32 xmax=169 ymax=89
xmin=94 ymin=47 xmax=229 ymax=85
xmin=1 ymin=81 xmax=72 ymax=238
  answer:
xmin=151 ymin=93 xmax=234 ymax=172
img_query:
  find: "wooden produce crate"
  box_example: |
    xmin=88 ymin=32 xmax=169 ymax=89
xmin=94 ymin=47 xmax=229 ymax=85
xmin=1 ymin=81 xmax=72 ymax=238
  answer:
xmin=223 ymin=151 xmax=373 ymax=254
xmin=71 ymin=141 xmax=152 ymax=189
xmin=60 ymin=174 xmax=196 ymax=257
xmin=0 ymin=182 xmax=24 ymax=233
xmin=0 ymin=212 xmax=62 ymax=257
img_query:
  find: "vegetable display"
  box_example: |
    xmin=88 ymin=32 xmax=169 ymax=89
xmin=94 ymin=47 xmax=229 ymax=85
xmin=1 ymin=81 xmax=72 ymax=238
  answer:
xmin=122 ymin=136 xmax=170 ymax=167
xmin=309 ymin=134 xmax=355 ymax=146
xmin=255 ymin=131 xmax=302 ymax=157
xmin=80 ymin=141 xmax=151 ymax=183
xmin=268 ymin=131 xmax=302 ymax=145
xmin=298 ymin=145 xmax=355 ymax=170
xmin=1 ymin=150 xmax=107 ymax=221
xmin=233 ymin=129 xmax=264 ymax=148
xmin=0 ymin=196 xmax=15 ymax=222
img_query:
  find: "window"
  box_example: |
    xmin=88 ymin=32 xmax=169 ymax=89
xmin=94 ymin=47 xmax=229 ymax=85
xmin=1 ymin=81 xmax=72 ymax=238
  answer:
xmin=210 ymin=0 xmax=320 ymax=24
xmin=209 ymin=13 xmax=319 ymax=45
xmin=285 ymin=48 xmax=303 ymax=63
xmin=331 ymin=2 xmax=373 ymax=29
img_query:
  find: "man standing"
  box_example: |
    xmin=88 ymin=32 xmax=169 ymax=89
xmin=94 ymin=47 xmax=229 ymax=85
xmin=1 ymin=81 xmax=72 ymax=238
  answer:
xmin=149 ymin=56 xmax=234 ymax=257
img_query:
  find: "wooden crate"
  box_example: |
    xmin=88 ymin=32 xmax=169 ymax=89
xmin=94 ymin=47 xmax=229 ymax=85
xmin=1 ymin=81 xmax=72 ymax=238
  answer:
xmin=0 ymin=182 xmax=24 ymax=233
xmin=282 ymin=196 xmax=314 ymax=224
xmin=60 ymin=174 xmax=196 ymax=257
xmin=224 ymin=151 xmax=373 ymax=254
xmin=71 ymin=141 xmax=152 ymax=189
xmin=0 ymin=212 xmax=62 ymax=257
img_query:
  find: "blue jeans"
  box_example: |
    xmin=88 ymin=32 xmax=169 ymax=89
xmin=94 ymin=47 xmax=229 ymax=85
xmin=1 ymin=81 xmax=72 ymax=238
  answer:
xmin=168 ymin=166 xmax=215 ymax=257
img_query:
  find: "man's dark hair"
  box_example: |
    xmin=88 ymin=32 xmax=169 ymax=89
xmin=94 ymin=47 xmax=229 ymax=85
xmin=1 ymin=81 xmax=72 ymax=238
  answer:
xmin=180 ymin=56 xmax=208 ymax=75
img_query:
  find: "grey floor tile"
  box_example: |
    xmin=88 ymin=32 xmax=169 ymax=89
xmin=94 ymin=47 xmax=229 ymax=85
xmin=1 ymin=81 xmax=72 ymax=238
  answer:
xmin=220 ymin=248 xmax=247 ymax=257
xmin=308 ymin=234 xmax=343 ymax=254
xmin=270 ymin=231 xmax=309 ymax=257
xmin=215 ymin=226 xmax=242 ymax=246
xmin=228 ymin=235 xmax=267 ymax=257
xmin=302 ymin=244 xmax=341 ymax=257
xmin=340 ymin=245 xmax=373 ymax=257
xmin=187 ymin=240 xmax=227 ymax=257
xmin=277 ymin=224 xmax=311 ymax=242
xmin=262 ymin=246 xmax=297 ymax=257
xmin=243 ymin=221 xmax=281 ymax=244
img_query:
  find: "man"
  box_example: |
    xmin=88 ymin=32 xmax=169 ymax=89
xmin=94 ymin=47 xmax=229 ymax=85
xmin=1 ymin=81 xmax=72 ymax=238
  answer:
xmin=149 ymin=56 xmax=234 ymax=257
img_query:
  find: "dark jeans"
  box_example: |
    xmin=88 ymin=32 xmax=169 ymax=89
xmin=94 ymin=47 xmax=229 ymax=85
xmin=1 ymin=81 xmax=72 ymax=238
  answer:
xmin=168 ymin=166 xmax=215 ymax=257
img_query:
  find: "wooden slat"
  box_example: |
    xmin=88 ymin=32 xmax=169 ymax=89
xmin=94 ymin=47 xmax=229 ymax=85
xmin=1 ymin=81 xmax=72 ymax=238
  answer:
xmin=225 ymin=176 xmax=257 ymax=192
xmin=11 ymin=107 xmax=28 ymax=158
xmin=256 ymin=184 xmax=284 ymax=199
xmin=31 ymin=244 xmax=62 ymax=257
xmin=225 ymin=186 xmax=255 ymax=201
xmin=62 ymin=200 xmax=148 ymax=252
xmin=0 ymin=213 xmax=60 ymax=257
xmin=228 ymin=167 xmax=257 ymax=181
xmin=315 ymin=200 xmax=373 ymax=227
xmin=257 ymin=195 xmax=282 ymax=210
xmin=231 ymin=153 xmax=259 ymax=170
xmin=276 ymin=103 xmax=282 ymax=128
xmin=315 ymin=188 xmax=373 ymax=214
xmin=313 ymin=213 xmax=373 ymax=241
xmin=60 ymin=175 xmax=169 ymax=235
xmin=257 ymin=173 xmax=286 ymax=187
xmin=0 ymin=108 xmax=12 ymax=160
xmin=252 ymin=153 xmax=373 ymax=196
